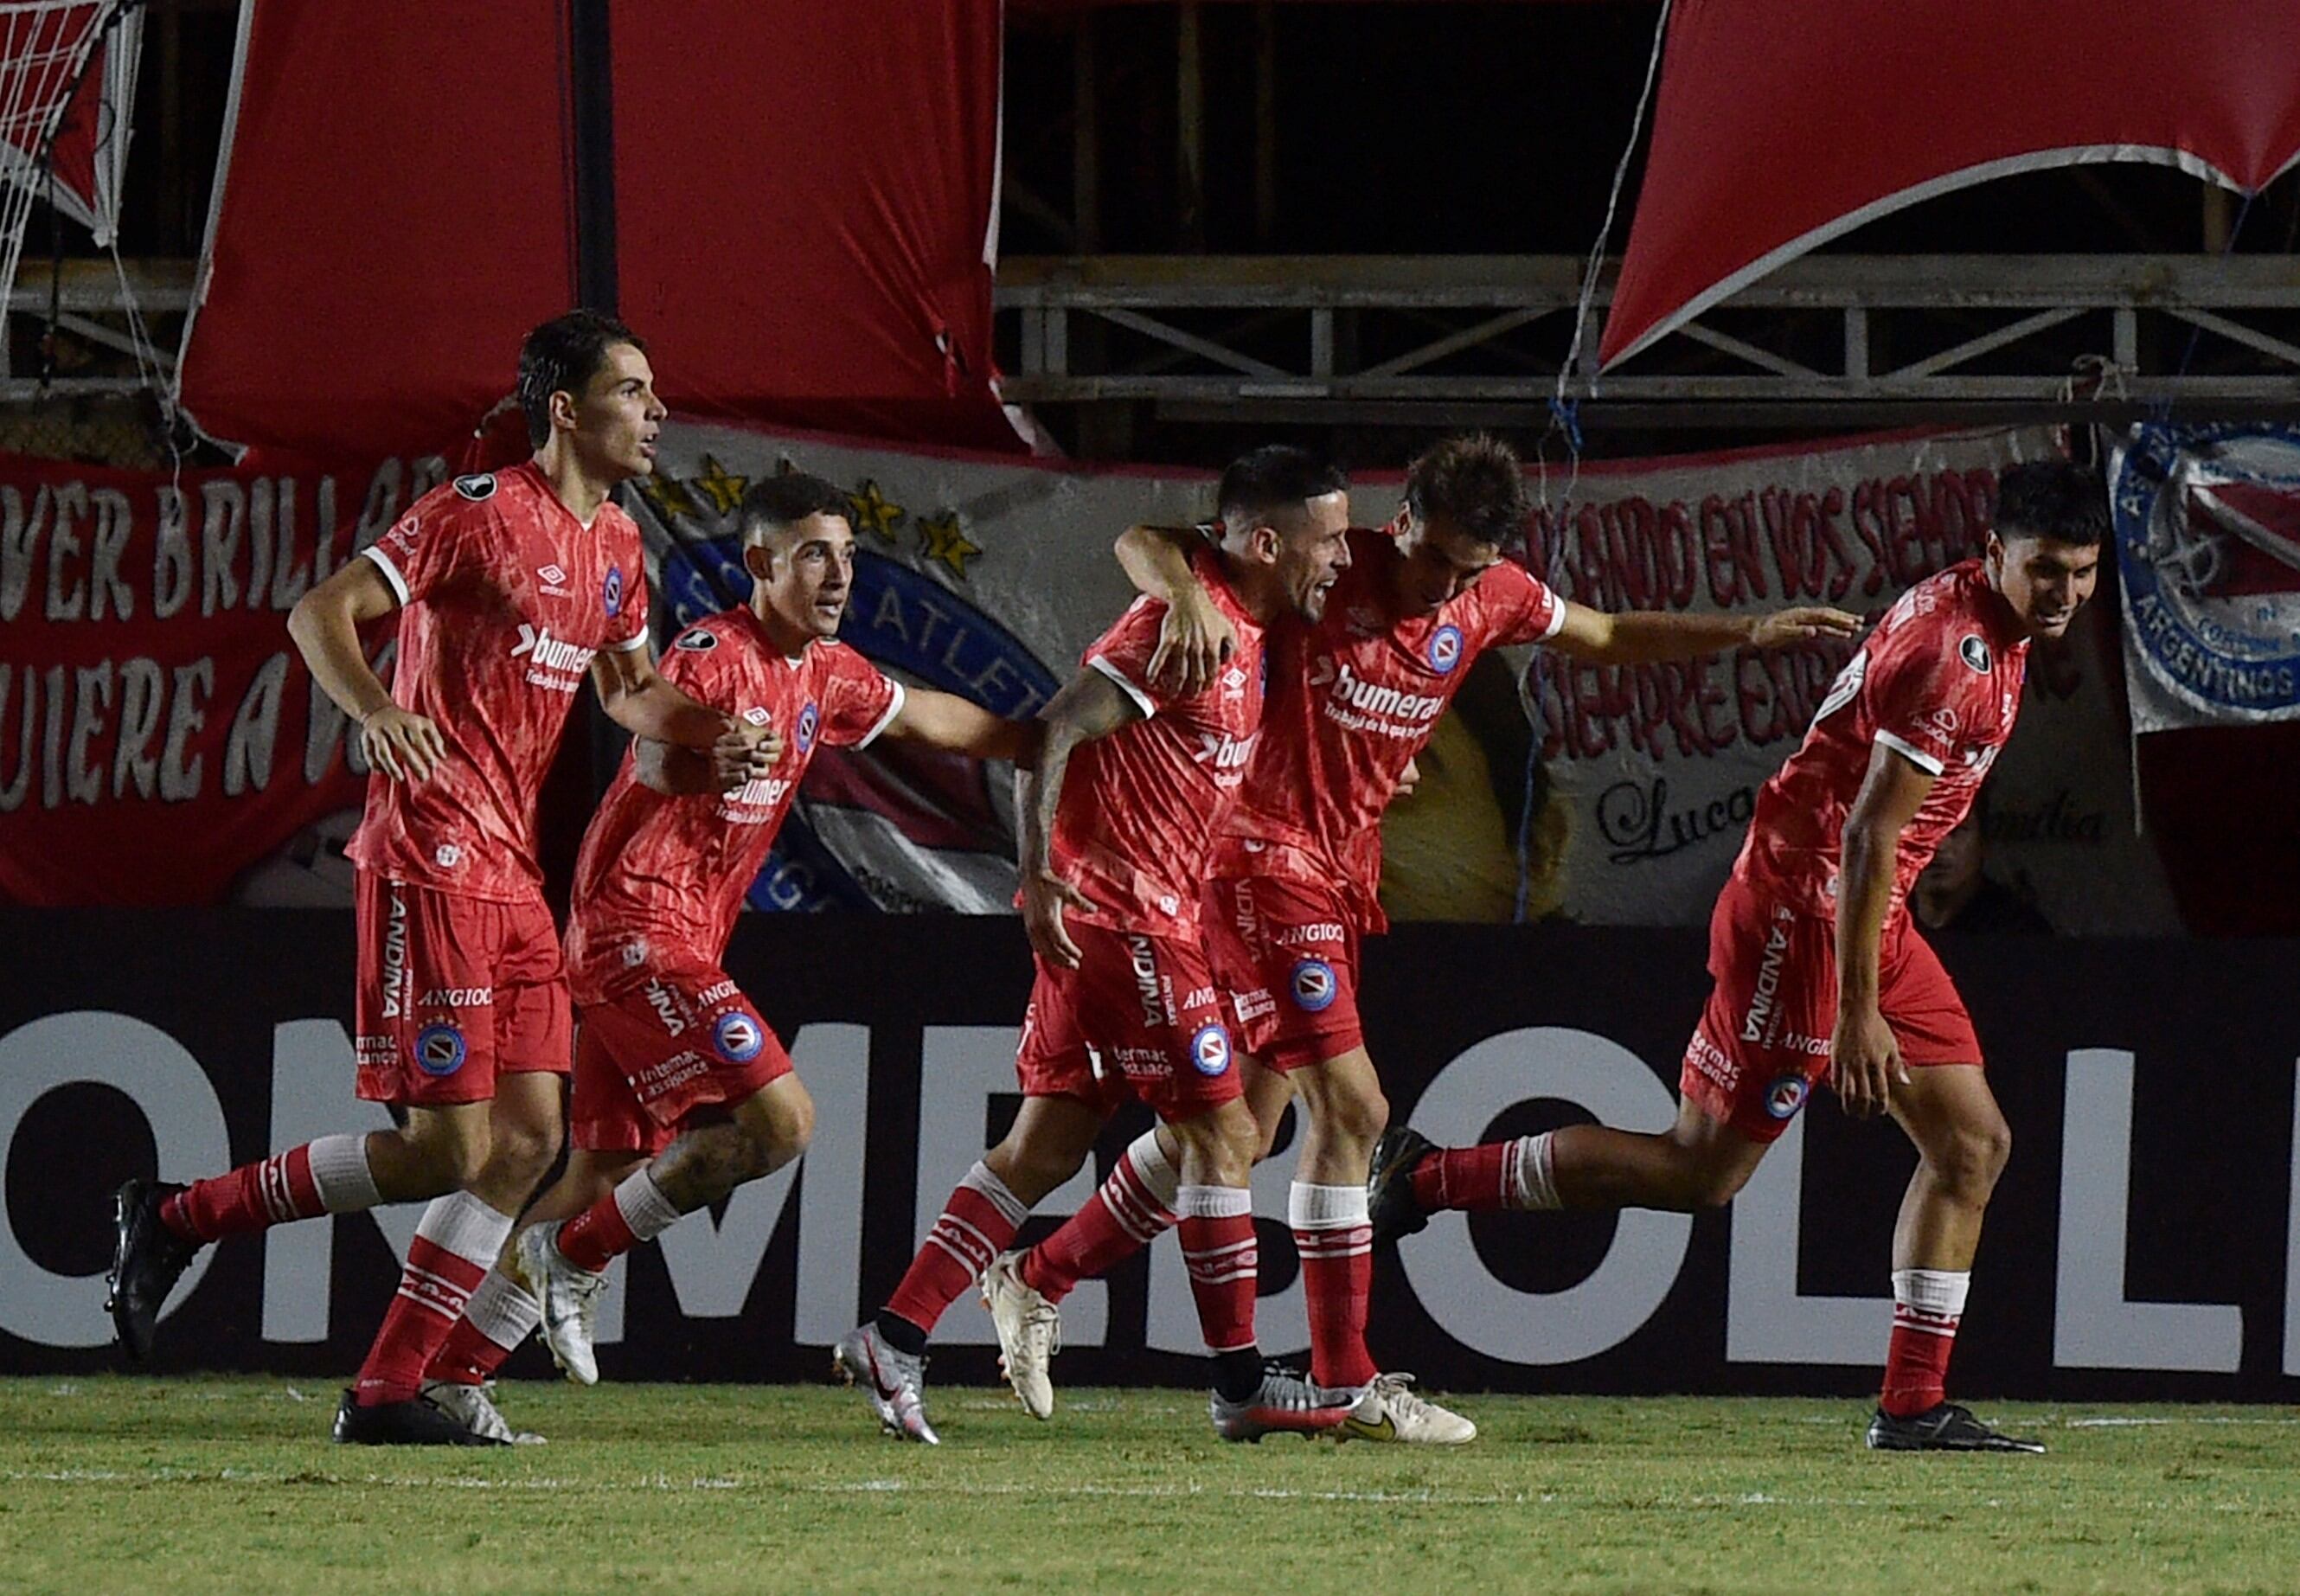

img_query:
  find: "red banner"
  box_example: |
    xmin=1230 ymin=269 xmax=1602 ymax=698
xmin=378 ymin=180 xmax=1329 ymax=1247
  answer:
xmin=0 ymin=451 xmax=448 ymax=906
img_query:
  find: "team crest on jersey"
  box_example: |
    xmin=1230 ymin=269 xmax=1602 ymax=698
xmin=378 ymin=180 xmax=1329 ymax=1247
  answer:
xmin=713 ymin=1010 xmax=765 ymax=1063
xmin=1764 ymin=1074 xmax=1810 ymax=1119
xmin=1290 ymin=958 xmax=1338 ymax=1012
xmin=1958 ymin=635 xmax=1991 ymax=673
xmin=796 ymin=702 xmax=820 ymax=753
xmin=413 ymin=1023 xmax=468 ymax=1077
xmin=452 ymin=472 xmax=497 ymax=502
xmin=603 ymin=566 xmax=625 ymax=619
xmin=1188 ymin=1022 xmax=1233 ymax=1077
xmin=1427 ymin=623 xmax=1464 ymax=673
xmin=674 ymin=628 xmax=718 ymax=651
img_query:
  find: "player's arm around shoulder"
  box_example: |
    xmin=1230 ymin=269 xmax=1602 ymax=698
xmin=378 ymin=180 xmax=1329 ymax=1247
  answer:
xmin=288 ymin=552 xmax=443 ymax=783
xmin=880 ymin=687 xmax=1047 ymax=769
xmin=1115 ymin=520 xmax=1233 ymax=698
xmin=1545 ymin=596 xmax=1863 ymax=663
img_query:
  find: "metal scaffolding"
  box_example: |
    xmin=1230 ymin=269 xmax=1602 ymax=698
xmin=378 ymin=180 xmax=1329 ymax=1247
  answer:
xmin=996 ymin=253 xmax=2300 ymax=431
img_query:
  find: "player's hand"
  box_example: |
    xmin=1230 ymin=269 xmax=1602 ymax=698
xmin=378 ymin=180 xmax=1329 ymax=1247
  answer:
xmin=710 ymin=718 xmax=781 ymax=790
xmin=1828 ymin=1003 xmax=1909 ymax=1119
xmin=360 ymin=705 xmax=445 ymax=784
xmin=1021 ymin=867 xmax=1096 ymax=970
xmin=1147 ymin=588 xmax=1237 ymax=698
xmin=1749 ymin=606 xmax=1863 ymax=649
xmin=1397 ymin=756 xmax=1422 ymax=799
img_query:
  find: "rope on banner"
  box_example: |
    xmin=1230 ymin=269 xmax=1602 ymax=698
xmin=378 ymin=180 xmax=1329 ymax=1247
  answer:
xmin=1515 ymin=0 xmax=1673 ymax=923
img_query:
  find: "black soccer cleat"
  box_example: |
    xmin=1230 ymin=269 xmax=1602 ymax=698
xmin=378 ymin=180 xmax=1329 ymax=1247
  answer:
xmin=1367 ymin=1126 xmax=1437 ymax=1243
xmin=332 ymin=1387 xmax=509 ymax=1446
xmin=107 ymin=1177 xmax=199 ymax=1362
xmin=1865 ymin=1401 xmax=2044 ymax=1453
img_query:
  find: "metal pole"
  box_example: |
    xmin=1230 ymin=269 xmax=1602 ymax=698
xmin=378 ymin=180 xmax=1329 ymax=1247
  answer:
xmin=567 ymin=0 xmax=618 ymax=311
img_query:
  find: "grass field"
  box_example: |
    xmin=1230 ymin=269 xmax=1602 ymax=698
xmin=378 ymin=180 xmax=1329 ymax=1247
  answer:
xmin=3 ymin=1378 xmax=2296 ymax=1593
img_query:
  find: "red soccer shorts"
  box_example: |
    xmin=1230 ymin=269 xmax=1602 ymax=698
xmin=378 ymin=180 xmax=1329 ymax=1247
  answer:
xmin=353 ymin=871 xmax=571 ymax=1106
xmin=1015 ymin=924 xmax=1246 ymax=1123
xmin=571 ymin=965 xmax=792 ymax=1155
xmin=1203 ymin=875 xmax=1364 ymax=1072
xmin=1680 ymin=873 xmax=1983 ymax=1143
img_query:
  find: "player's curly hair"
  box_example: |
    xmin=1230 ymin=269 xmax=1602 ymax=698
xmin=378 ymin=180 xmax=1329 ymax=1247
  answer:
xmin=738 ymin=471 xmax=849 ymax=542
xmin=516 ymin=309 xmax=645 ymax=449
xmin=1994 ymin=458 xmax=2109 ymax=547
xmin=1405 ymin=433 xmax=1529 ymax=552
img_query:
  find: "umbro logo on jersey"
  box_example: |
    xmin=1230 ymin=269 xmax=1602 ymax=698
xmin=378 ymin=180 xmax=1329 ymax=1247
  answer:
xmin=536 ymin=563 xmax=572 ymax=597
xmin=743 ymin=707 xmax=771 ymax=726
xmin=1959 ymin=635 xmax=1991 ymax=672
xmin=452 ymin=472 xmax=497 ymax=502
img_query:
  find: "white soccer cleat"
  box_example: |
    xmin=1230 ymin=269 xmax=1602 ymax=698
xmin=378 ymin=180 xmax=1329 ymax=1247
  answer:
xmin=833 ymin=1324 xmax=941 ymax=1445
xmin=979 ymin=1252 xmax=1062 ymax=1420
xmin=421 ymin=1379 xmax=546 ymax=1445
xmin=512 ymin=1221 xmax=608 ymax=1388
xmin=1337 ymin=1371 xmax=1477 ymax=1445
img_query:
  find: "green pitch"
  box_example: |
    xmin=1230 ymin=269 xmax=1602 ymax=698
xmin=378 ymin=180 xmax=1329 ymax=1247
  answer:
xmin=2 ymin=1378 xmax=2295 ymax=1593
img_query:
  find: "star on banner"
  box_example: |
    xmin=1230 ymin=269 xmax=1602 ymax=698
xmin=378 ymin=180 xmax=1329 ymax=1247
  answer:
xmin=638 ymin=471 xmax=702 ymax=524
xmin=917 ymin=510 xmax=983 ymax=580
xmin=693 ymin=454 xmax=749 ymax=516
xmin=848 ymin=479 xmax=907 ymax=544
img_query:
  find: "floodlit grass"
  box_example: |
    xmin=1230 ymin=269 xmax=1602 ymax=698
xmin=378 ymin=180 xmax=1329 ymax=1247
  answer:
xmin=1 ymin=1377 xmax=2295 ymax=1593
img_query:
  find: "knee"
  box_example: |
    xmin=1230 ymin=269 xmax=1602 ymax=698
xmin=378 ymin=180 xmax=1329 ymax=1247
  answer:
xmin=488 ymin=1114 xmax=562 ymax=1189
xmin=1172 ymin=1110 xmax=1259 ymax=1186
xmin=743 ymin=1094 xmax=814 ymax=1180
xmin=1672 ymin=1150 xmax=1752 ymax=1211
xmin=400 ymin=1123 xmax=490 ymax=1192
xmin=1325 ymin=1082 xmax=1389 ymax=1155
xmin=1929 ymin=1117 xmax=2012 ymax=1198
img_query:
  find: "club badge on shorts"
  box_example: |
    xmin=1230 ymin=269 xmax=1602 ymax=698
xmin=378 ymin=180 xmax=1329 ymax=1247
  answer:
xmin=1289 ymin=958 xmax=1338 ymax=1013
xmin=713 ymin=1010 xmax=765 ymax=1063
xmin=1764 ymin=1073 xmax=1810 ymax=1119
xmin=1189 ymin=1022 xmax=1233 ymax=1077
xmin=413 ymin=1023 xmax=468 ymax=1077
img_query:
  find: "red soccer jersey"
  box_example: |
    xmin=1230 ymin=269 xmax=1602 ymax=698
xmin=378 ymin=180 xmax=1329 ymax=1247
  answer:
xmin=1052 ymin=550 xmax=1267 ymax=939
xmin=1736 ymin=560 xmax=2028 ymax=918
xmin=1215 ymin=526 xmax=1564 ymax=929
xmin=564 ymin=609 xmax=903 ymax=1003
xmin=346 ymin=463 xmax=650 ymax=901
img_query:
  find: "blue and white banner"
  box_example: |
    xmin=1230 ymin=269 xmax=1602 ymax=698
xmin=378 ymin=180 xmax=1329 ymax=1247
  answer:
xmin=2112 ymin=422 xmax=2300 ymax=734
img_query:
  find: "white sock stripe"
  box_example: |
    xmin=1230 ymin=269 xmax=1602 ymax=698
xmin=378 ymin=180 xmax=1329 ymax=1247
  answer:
xmin=1186 ymin=1263 xmax=1259 ymax=1285
xmin=926 ymin=1232 xmax=991 ymax=1275
xmin=1103 ymin=1171 xmax=1176 ymax=1240
xmin=461 ymin=1269 xmax=542 ymax=1349
xmin=938 ymin=1213 xmax=1003 ymax=1262
xmin=1509 ymin=1132 xmax=1561 ymax=1211
xmin=1293 ymin=1227 xmax=1374 ymax=1257
xmin=1892 ymin=1267 xmax=1972 ymax=1317
xmin=614 ymin=1168 xmax=683 ymax=1242
xmin=1182 ymin=1234 xmax=1259 ymax=1262
xmin=1174 ymin=1184 xmax=1253 ymax=1221
xmin=257 ymin=1157 xmax=294 ymax=1224
xmin=1124 ymin=1130 xmax=1181 ymax=1206
xmin=306 ymin=1133 xmax=381 ymax=1213
xmin=959 ymin=1162 xmax=1030 ymax=1228
xmin=413 ymin=1190 xmax=516 ymax=1269
xmin=1286 ymin=1181 xmax=1371 ymax=1229
xmin=394 ymin=1283 xmax=471 ymax=1321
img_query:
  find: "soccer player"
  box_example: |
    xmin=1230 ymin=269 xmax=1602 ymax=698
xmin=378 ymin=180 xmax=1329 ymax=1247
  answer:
xmin=979 ymin=433 xmax=1860 ymax=1442
xmin=410 ymin=474 xmax=1039 ymax=1441
xmin=833 ymin=445 xmax=1355 ymax=1445
xmin=106 ymin=311 xmax=767 ymax=1445
xmin=1368 ymin=458 xmax=2105 ymax=1453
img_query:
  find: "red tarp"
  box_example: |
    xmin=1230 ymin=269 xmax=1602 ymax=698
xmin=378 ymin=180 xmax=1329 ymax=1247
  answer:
xmin=176 ymin=0 xmax=1013 ymax=458
xmin=1601 ymin=0 xmax=2300 ymax=368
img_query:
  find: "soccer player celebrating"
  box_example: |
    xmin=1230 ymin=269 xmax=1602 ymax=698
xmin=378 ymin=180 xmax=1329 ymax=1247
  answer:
xmin=1369 ymin=458 xmax=2105 ymax=1453
xmin=834 ymin=445 xmax=1354 ymax=1445
xmin=978 ymin=433 xmax=1859 ymax=1442
xmin=106 ymin=311 xmax=766 ymax=1445
xmin=410 ymin=474 xmax=1039 ymax=1441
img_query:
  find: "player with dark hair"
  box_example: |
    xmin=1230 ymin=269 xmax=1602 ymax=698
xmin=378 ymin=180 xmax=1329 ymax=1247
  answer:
xmin=834 ymin=445 xmax=1355 ymax=1445
xmin=978 ymin=433 xmax=1859 ymax=1442
xmin=1370 ymin=457 xmax=2107 ymax=1453
xmin=106 ymin=311 xmax=771 ymax=1445
xmin=406 ymin=473 xmax=1038 ymax=1440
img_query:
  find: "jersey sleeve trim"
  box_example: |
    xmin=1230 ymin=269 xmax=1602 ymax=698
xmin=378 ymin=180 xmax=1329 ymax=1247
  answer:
xmin=1536 ymin=593 xmax=1568 ymax=641
xmin=1874 ymin=729 xmax=1946 ymax=777
xmin=1086 ymin=653 xmax=1157 ymax=719
xmin=855 ymin=680 xmax=907 ymax=749
xmin=605 ymin=630 xmax=650 ymax=654
xmin=358 ymin=543 xmax=410 ymax=606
